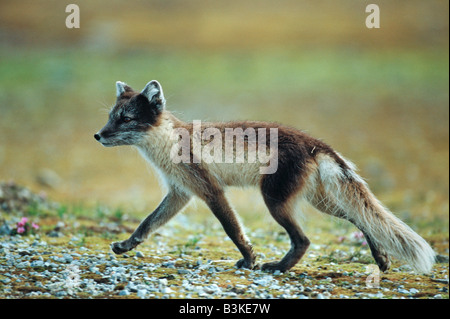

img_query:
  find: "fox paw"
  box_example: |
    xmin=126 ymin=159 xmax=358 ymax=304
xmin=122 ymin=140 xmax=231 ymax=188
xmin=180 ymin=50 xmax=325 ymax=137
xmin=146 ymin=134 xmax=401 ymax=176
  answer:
xmin=374 ymin=254 xmax=391 ymax=272
xmin=261 ymin=261 xmax=289 ymax=272
xmin=235 ymin=258 xmax=255 ymax=269
xmin=111 ymin=241 xmax=132 ymax=255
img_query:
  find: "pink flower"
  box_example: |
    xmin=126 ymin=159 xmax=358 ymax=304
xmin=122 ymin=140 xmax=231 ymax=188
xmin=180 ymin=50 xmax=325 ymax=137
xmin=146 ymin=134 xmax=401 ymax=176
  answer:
xmin=18 ymin=217 xmax=28 ymax=227
xmin=352 ymin=231 xmax=364 ymax=240
xmin=32 ymin=223 xmax=39 ymax=230
xmin=338 ymin=236 xmax=346 ymax=243
xmin=17 ymin=226 xmax=25 ymax=234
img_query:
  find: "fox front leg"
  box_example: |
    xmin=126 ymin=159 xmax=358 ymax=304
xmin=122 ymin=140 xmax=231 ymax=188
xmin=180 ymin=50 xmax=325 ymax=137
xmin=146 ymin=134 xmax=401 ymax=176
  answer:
xmin=202 ymin=191 xmax=256 ymax=269
xmin=111 ymin=187 xmax=192 ymax=254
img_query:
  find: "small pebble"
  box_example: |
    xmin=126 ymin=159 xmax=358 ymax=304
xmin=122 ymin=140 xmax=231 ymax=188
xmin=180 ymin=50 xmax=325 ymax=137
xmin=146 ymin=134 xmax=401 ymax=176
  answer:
xmin=398 ymin=289 xmax=410 ymax=294
xmin=137 ymin=289 xmax=147 ymax=298
xmin=31 ymin=260 xmax=44 ymax=268
xmin=118 ymin=289 xmax=129 ymax=296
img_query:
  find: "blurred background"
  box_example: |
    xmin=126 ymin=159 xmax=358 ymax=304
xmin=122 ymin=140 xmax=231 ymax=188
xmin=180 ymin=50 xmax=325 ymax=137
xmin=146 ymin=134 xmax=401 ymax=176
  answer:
xmin=0 ymin=0 xmax=448 ymax=229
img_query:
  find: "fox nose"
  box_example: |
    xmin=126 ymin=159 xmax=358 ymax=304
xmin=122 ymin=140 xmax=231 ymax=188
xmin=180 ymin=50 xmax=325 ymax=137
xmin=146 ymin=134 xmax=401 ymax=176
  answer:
xmin=94 ymin=133 xmax=101 ymax=141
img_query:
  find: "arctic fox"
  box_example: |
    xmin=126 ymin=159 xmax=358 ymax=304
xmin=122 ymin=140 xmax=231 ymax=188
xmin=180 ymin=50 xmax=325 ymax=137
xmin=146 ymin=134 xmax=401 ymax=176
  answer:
xmin=94 ymin=80 xmax=435 ymax=273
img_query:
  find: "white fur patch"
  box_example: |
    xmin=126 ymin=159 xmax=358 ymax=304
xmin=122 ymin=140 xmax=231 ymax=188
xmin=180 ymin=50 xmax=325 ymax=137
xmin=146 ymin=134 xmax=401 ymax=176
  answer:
xmin=141 ymin=80 xmax=165 ymax=107
xmin=314 ymin=153 xmax=435 ymax=273
xmin=116 ymin=81 xmax=127 ymax=97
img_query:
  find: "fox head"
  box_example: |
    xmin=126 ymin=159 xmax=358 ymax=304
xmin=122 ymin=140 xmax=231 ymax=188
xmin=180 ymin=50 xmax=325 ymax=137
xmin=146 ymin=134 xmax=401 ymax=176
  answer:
xmin=94 ymin=80 xmax=165 ymax=146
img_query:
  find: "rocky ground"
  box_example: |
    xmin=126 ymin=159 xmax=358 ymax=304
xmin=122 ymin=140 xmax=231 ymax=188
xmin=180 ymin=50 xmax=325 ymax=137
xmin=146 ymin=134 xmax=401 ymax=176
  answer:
xmin=0 ymin=182 xmax=448 ymax=299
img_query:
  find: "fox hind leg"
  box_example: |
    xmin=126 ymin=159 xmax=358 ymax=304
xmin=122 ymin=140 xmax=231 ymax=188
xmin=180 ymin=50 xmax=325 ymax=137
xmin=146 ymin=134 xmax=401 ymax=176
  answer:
xmin=260 ymin=195 xmax=310 ymax=272
xmin=363 ymin=234 xmax=391 ymax=272
xmin=258 ymin=155 xmax=314 ymax=272
xmin=309 ymin=188 xmax=391 ymax=272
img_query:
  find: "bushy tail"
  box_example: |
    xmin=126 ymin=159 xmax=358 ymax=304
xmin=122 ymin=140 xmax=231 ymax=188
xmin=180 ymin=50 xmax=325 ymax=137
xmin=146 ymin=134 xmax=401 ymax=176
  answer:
xmin=311 ymin=154 xmax=435 ymax=273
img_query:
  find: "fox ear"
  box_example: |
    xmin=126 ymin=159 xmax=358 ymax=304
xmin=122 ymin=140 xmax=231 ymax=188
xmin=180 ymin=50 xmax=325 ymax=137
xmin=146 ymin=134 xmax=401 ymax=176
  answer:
xmin=116 ymin=81 xmax=133 ymax=98
xmin=141 ymin=80 xmax=166 ymax=110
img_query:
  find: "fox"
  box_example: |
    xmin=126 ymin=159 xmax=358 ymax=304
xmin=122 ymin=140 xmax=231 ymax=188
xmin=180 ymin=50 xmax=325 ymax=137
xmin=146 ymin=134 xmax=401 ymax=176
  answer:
xmin=94 ymin=80 xmax=435 ymax=273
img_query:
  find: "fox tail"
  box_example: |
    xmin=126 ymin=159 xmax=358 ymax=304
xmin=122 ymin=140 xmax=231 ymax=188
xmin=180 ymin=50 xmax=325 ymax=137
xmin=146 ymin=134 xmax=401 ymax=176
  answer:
xmin=309 ymin=154 xmax=435 ymax=273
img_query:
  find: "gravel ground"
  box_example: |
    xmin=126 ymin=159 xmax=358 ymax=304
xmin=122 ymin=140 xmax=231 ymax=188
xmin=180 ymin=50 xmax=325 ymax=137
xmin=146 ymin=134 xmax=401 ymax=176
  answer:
xmin=0 ymin=182 xmax=448 ymax=299
xmin=0 ymin=233 xmax=448 ymax=299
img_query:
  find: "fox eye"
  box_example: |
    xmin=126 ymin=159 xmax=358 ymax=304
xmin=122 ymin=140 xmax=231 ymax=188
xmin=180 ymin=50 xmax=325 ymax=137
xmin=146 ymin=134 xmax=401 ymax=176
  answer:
xmin=122 ymin=116 xmax=132 ymax=123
